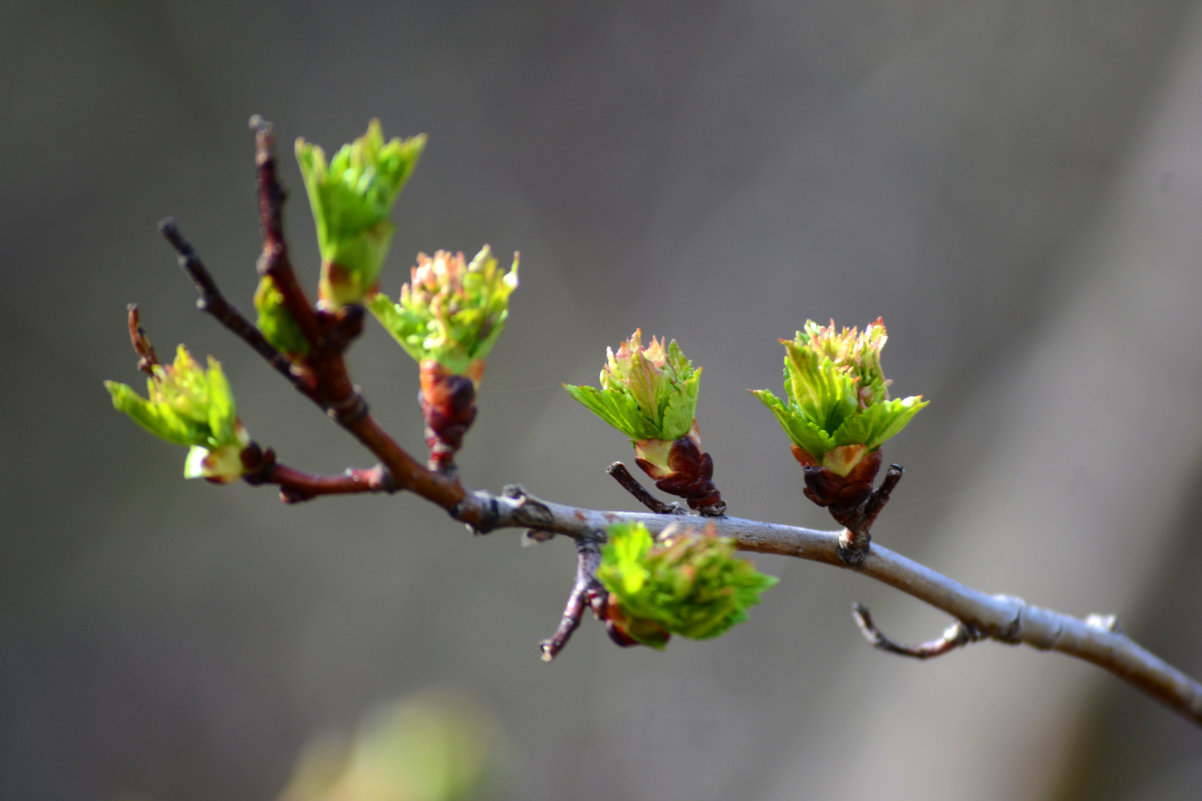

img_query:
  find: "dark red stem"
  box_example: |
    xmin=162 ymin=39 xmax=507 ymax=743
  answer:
xmin=606 ymin=462 xmax=683 ymax=514
xmin=239 ymin=444 xmax=396 ymax=503
xmin=126 ymin=304 xmax=159 ymax=374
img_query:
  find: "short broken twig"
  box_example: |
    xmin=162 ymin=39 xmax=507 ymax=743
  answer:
xmin=606 ymin=462 xmax=684 ymax=515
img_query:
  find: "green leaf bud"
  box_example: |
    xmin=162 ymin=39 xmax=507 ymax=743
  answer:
xmin=596 ymin=521 xmax=778 ymax=649
xmin=370 ymin=246 xmax=519 ymax=379
xmin=564 ymin=330 xmax=701 ymax=443
xmin=752 ymin=318 xmax=927 ymax=476
xmin=296 ymin=120 xmax=426 ymax=309
xmin=253 ymin=275 xmax=310 ymax=358
xmin=105 ymin=344 xmax=249 ymax=482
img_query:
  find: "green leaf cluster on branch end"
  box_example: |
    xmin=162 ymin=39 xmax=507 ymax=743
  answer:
xmin=370 ymin=246 xmax=519 ymax=472
xmin=296 ymin=119 xmax=426 ymax=311
xmin=105 ymin=345 xmax=249 ymax=483
xmin=752 ymin=318 xmax=927 ymax=486
xmin=596 ymin=521 xmax=779 ymax=649
xmin=564 ymin=332 xmax=722 ymax=512
xmin=370 ymin=247 xmax=519 ymax=382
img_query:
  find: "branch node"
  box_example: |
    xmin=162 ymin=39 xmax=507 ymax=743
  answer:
xmin=826 ymin=462 xmax=904 ymax=566
xmin=837 ymin=530 xmax=871 ymax=568
xmin=1086 ymin=613 xmax=1124 ymax=634
xmin=851 ymin=602 xmax=983 ymax=660
xmin=521 ymin=529 xmax=556 ymax=547
xmin=326 ymin=392 xmax=369 ymax=427
xmin=992 ymin=594 xmax=1026 ymax=642
xmin=457 ymin=492 xmax=501 ymax=535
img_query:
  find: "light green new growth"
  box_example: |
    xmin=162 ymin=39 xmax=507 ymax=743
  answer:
xmin=596 ymin=521 xmax=779 ymax=649
xmin=296 ymin=120 xmax=426 ymax=308
xmin=254 ymin=275 xmax=309 ymax=358
xmin=104 ymin=345 xmax=249 ymax=482
xmin=370 ymin=246 xmax=519 ymax=377
xmin=563 ymin=331 xmax=701 ymax=442
xmin=752 ymin=318 xmax=927 ymax=472
xmin=280 ymin=694 xmax=497 ymax=801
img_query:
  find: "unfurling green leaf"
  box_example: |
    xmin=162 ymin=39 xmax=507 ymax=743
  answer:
xmin=254 ymin=275 xmax=310 ymax=358
xmin=564 ymin=331 xmax=701 ymax=443
xmin=597 ymin=521 xmax=778 ymax=649
xmin=296 ymin=120 xmax=426 ymax=309
xmin=105 ymin=344 xmax=249 ymax=482
xmin=753 ymin=318 xmax=927 ymax=476
xmin=371 ymin=246 xmax=519 ymax=380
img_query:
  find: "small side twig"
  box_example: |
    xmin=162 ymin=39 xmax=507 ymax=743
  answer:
xmin=851 ymin=602 xmax=983 ymax=660
xmin=249 ymin=115 xmax=324 ymax=348
xmin=861 ymin=463 xmax=903 ymax=531
xmin=161 ymin=121 xmax=448 ymax=507
xmin=606 ymin=462 xmax=684 ymax=515
xmin=836 ymin=463 xmax=905 ymax=567
xmin=540 ymin=536 xmax=606 ymax=661
xmin=126 ymin=305 xmax=159 ymax=374
xmin=239 ymin=444 xmax=396 ymax=503
xmin=160 ymin=218 xmax=313 ymax=402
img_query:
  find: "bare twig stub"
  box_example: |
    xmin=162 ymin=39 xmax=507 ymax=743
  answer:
xmin=607 ymin=462 xmax=685 ymax=515
xmin=126 ymin=305 xmax=159 ymax=375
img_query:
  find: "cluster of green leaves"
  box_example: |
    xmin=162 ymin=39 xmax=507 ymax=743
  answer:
xmin=296 ymin=119 xmax=426 ymax=309
xmin=104 ymin=345 xmax=248 ymax=482
xmin=107 ymin=116 xmax=938 ymax=660
xmin=596 ymin=522 xmax=779 ymax=649
xmin=563 ymin=331 xmax=700 ymax=442
xmin=370 ymin=246 xmax=519 ymax=377
xmin=752 ymin=318 xmax=927 ymax=474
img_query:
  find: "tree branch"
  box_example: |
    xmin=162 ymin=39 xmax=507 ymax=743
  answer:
xmin=238 ymin=444 xmax=396 ymax=503
xmin=163 ymin=213 xmax=1202 ymax=724
xmin=249 ymin=115 xmax=324 ymax=347
xmin=448 ymin=487 xmax=1202 ymax=726
xmin=160 ymin=218 xmax=313 ymax=401
xmin=540 ymin=536 xmax=606 ymax=661
xmin=151 ymin=114 xmax=1202 ymax=730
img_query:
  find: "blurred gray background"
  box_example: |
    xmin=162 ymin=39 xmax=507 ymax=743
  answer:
xmin=5 ymin=0 xmax=1202 ymax=799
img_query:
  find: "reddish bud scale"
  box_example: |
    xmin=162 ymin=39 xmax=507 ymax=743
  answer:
xmin=602 ymin=593 xmax=671 ymax=649
xmin=419 ymin=360 xmax=478 ymax=473
xmin=635 ymin=434 xmax=725 ymax=515
xmin=791 ymin=443 xmax=882 ymax=521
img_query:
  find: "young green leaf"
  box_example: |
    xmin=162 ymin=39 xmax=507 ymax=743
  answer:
xmin=370 ymin=246 xmax=519 ymax=379
xmin=563 ymin=331 xmax=700 ymax=443
xmin=753 ymin=318 xmax=927 ymax=476
xmin=105 ymin=344 xmax=250 ymax=482
xmin=596 ymin=521 xmax=778 ymax=649
xmin=296 ymin=120 xmax=426 ymax=309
